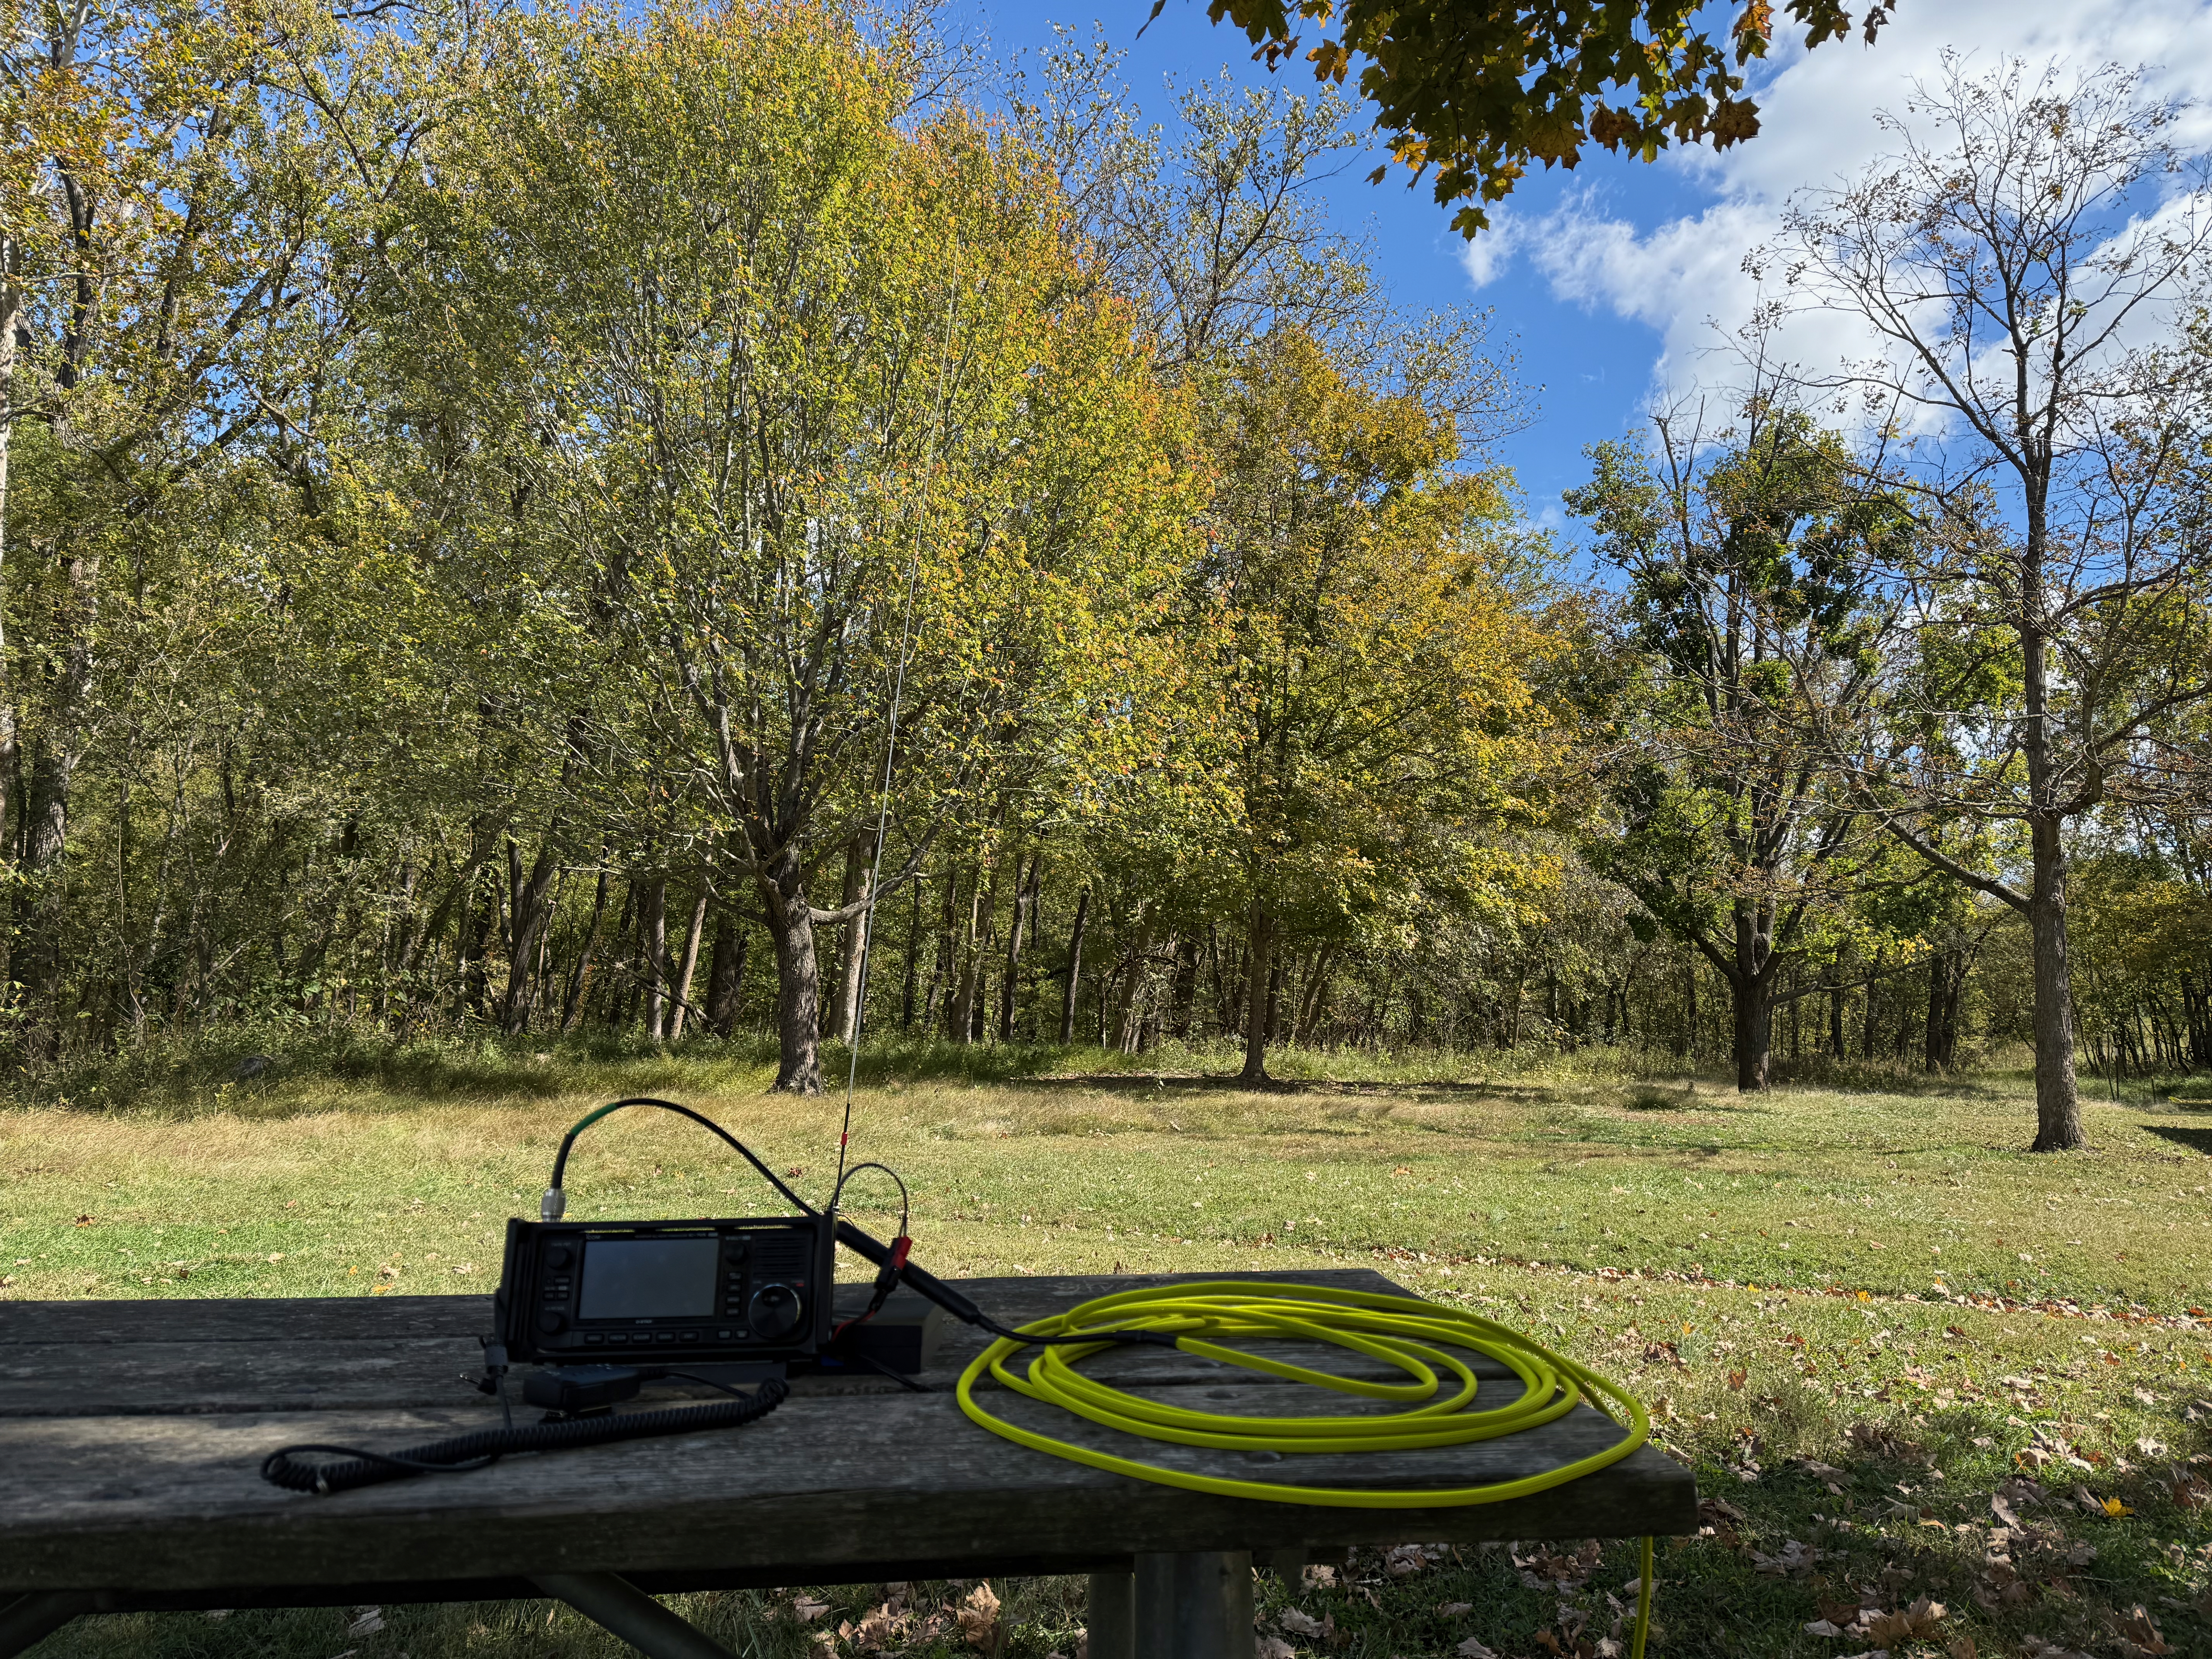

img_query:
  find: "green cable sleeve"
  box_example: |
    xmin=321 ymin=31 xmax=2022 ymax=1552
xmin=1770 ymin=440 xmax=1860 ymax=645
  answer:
xmin=954 ymin=1280 xmax=1657 ymax=1653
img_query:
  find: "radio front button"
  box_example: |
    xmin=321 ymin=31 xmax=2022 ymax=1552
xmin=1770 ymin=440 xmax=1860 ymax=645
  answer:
xmin=538 ymin=1311 xmax=567 ymax=1334
xmin=546 ymin=1245 xmax=573 ymax=1268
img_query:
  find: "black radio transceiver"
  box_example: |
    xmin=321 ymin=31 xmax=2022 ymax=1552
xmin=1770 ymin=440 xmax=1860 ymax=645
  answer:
xmin=262 ymin=1097 xmax=1165 ymax=1498
xmin=495 ymin=1212 xmax=835 ymax=1366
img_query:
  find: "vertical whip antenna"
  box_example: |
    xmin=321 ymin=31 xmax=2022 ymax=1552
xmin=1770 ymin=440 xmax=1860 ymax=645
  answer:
xmin=836 ymin=556 xmax=920 ymax=1196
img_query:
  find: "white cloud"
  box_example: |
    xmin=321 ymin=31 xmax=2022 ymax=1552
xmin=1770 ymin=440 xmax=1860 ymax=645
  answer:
xmin=1467 ymin=0 xmax=2212 ymax=412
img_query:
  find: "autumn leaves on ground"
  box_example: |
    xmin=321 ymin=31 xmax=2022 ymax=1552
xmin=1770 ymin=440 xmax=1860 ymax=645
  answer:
xmin=4 ymin=1046 xmax=2210 ymax=1658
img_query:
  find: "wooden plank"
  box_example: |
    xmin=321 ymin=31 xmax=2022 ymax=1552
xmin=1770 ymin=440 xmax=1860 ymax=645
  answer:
xmin=0 ymin=1269 xmax=1401 ymax=1348
xmin=0 ymin=1297 xmax=492 ymax=1346
xmin=0 ymin=1270 xmax=1417 ymax=1417
xmin=0 ymin=1386 xmax=1692 ymax=1593
xmin=0 ymin=1333 xmax=1516 ymax=1418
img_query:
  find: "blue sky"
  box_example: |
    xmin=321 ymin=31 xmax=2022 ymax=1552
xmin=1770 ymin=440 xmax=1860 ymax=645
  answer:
xmin=955 ymin=1 xmax=2212 ymax=533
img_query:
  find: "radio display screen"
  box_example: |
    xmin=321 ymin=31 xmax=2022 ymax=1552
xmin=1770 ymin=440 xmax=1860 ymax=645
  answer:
xmin=578 ymin=1235 xmax=720 ymax=1320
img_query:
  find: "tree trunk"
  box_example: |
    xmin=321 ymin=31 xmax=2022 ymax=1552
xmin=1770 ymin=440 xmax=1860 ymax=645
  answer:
xmin=1115 ymin=919 xmax=1153 ymax=1055
xmin=705 ymin=910 xmax=745 ymax=1037
xmin=1169 ymin=936 xmax=1198 ymax=1039
xmin=459 ymin=877 xmax=495 ymax=1020
xmin=1238 ymin=900 xmax=1276 ymax=1084
xmin=0 ymin=248 xmax=20 ymax=1004
xmin=922 ymin=866 xmax=954 ymax=1033
xmin=1732 ymin=972 xmax=1772 ymax=1092
xmin=2018 ymin=537 xmax=2084 ymax=1146
xmin=1058 ymin=886 xmax=1089 ymax=1045
xmin=1293 ymin=942 xmax=1336 ymax=1046
xmin=948 ymin=861 xmax=991 ymax=1046
xmin=668 ymin=887 xmax=710 ymax=1039
xmin=759 ymin=852 xmax=823 ymax=1094
xmin=560 ymin=866 xmax=610 ymax=1033
xmin=642 ymin=876 xmax=669 ymax=1041
xmin=500 ymin=835 xmax=562 ymax=1036
xmin=828 ymin=834 xmax=870 ymax=1045
xmin=18 ymin=541 xmax=97 ymax=1038
xmin=900 ymin=877 xmax=921 ymax=1032
xmin=1923 ymin=948 xmax=1951 ymax=1073
xmin=2027 ymin=820 xmax=2084 ymax=1148
xmin=1000 ymin=853 xmax=1036 ymax=1042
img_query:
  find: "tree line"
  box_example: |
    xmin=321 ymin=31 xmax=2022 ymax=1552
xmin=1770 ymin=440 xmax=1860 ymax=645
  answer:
xmin=5 ymin=3 xmax=2210 ymax=1151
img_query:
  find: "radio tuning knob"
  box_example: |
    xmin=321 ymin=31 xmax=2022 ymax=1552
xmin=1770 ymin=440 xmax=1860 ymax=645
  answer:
xmin=749 ymin=1284 xmax=802 ymax=1340
xmin=538 ymin=1310 xmax=568 ymax=1334
xmin=546 ymin=1244 xmax=573 ymax=1268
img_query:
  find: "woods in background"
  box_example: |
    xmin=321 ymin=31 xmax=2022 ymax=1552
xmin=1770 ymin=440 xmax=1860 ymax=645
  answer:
xmin=5 ymin=4 xmax=2210 ymax=1147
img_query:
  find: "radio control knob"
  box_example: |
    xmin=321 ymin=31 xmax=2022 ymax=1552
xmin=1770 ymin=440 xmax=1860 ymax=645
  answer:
xmin=546 ymin=1244 xmax=573 ymax=1268
xmin=538 ymin=1310 xmax=568 ymax=1334
xmin=749 ymin=1283 xmax=802 ymax=1341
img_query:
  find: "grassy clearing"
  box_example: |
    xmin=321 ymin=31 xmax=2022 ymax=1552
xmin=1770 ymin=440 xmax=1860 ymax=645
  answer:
xmin=6 ymin=1044 xmax=2211 ymax=1658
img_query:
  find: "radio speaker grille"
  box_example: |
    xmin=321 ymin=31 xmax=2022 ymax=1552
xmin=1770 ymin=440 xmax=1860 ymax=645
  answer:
xmin=750 ymin=1235 xmax=809 ymax=1278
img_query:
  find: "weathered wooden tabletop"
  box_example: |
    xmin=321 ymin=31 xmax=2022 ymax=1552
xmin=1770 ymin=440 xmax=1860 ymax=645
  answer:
xmin=0 ymin=1268 xmax=1696 ymax=1611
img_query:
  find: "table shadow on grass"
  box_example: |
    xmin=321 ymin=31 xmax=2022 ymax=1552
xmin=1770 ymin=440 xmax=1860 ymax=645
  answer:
xmin=2141 ymin=1122 xmax=2212 ymax=1155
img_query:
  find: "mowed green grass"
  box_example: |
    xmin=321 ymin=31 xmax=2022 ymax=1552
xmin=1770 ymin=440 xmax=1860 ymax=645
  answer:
xmin=5 ymin=1048 xmax=2211 ymax=1659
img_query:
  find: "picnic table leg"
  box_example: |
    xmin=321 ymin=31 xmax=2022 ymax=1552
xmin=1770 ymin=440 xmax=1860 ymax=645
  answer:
xmin=1135 ymin=1551 xmax=1255 ymax=1658
xmin=535 ymin=1571 xmax=738 ymax=1659
xmin=1085 ymin=1566 xmax=1135 ymax=1659
xmin=0 ymin=1591 xmax=96 ymax=1659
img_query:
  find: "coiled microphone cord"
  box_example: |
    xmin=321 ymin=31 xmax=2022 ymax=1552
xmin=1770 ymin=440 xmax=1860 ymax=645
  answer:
xmin=261 ymin=1377 xmax=788 ymax=1495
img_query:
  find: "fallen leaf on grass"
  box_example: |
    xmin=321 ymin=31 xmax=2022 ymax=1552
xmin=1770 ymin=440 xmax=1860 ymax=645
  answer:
xmin=850 ymin=1605 xmax=906 ymax=1653
xmin=1256 ymin=1638 xmax=1296 ymax=1659
xmin=2107 ymin=1604 xmax=2171 ymax=1657
xmin=1278 ymin=1609 xmax=1324 ymax=1637
xmin=1455 ymin=1640 xmax=1498 ymax=1659
xmin=790 ymin=1595 xmax=829 ymax=1623
xmin=1511 ymin=1540 xmax=1602 ymax=1590
xmin=2019 ymin=1636 xmax=2091 ymax=1659
xmin=1804 ymin=1619 xmax=1843 ymax=1637
xmin=956 ymin=1581 xmax=1001 ymax=1653
xmin=1864 ymin=1596 xmax=1944 ymax=1645
xmin=1384 ymin=1543 xmax=1432 ymax=1577
xmin=1301 ymin=1564 xmax=1337 ymax=1590
xmin=1750 ymin=1539 xmax=1820 ymax=1577
xmin=344 ymin=1609 xmax=385 ymax=1638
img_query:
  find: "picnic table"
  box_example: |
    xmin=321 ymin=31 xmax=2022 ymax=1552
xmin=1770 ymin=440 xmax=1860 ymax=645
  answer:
xmin=0 ymin=1267 xmax=1696 ymax=1659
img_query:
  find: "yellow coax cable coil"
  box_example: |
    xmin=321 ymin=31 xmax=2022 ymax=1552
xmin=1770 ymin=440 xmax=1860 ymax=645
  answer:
xmin=955 ymin=1281 xmax=1657 ymax=1659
